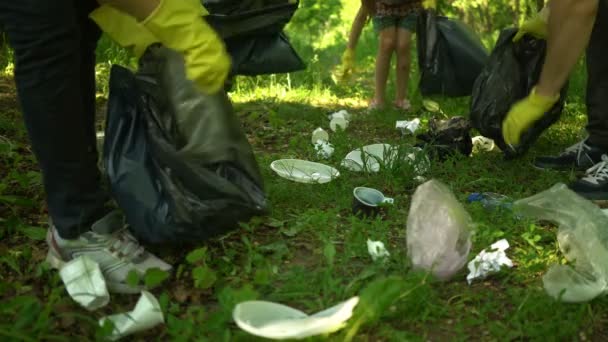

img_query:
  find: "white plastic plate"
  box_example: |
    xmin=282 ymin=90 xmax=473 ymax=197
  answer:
xmin=270 ymin=159 xmax=340 ymax=184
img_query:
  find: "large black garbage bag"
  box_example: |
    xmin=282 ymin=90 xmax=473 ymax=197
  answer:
xmin=203 ymin=0 xmax=305 ymax=76
xmin=417 ymin=10 xmax=488 ymax=97
xmin=470 ymin=28 xmax=568 ymax=158
xmin=103 ymin=46 xmax=267 ymax=244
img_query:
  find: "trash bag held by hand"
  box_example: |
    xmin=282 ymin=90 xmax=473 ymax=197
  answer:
xmin=407 ymin=180 xmax=473 ymax=281
xmin=470 ymin=28 xmax=568 ymax=158
xmin=515 ymin=184 xmax=608 ymax=303
xmin=417 ymin=10 xmax=488 ymax=97
xmin=103 ymin=46 xmax=267 ymax=245
xmin=416 ymin=116 xmax=473 ymax=161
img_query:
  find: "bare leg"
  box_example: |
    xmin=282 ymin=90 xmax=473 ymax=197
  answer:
xmin=395 ymin=28 xmax=413 ymax=109
xmin=536 ymin=0 xmax=598 ymax=97
xmin=373 ymin=27 xmax=397 ymax=107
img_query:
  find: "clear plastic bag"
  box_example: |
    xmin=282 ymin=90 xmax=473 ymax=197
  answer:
xmin=514 ymin=184 xmax=608 ymax=302
xmin=406 ymin=180 xmax=473 ymax=280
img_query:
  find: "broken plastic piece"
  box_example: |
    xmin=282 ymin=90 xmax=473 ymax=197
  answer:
xmin=330 ymin=117 xmax=349 ymax=132
xmin=314 ymin=141 xmax=335 ymax=159
xmin=407 ymin=180 xmax=472 ymax=281
xmin=515 ymin=184 xmax=608 ymax=303
xmin=311 ymin=128 xmax=329 ymax=144
xmin=59 ymin=255 xmax=110 ymax=311
xmin=328 ymin=110 xmax=352 ymax=121
xmin=466 ymin=239 xmax=513 ymax=284
xmin=472 ymin=136 xmax=495 ymax=152
xmin=233 ymin=297 xmax=359 ymax=340
xmin=99 ymin=291 xmax=164 ymax=341
xmin=396 ymin=118 xmax=421 ymax=134
xmin=367 ymin=239 xmax=390 ymax=261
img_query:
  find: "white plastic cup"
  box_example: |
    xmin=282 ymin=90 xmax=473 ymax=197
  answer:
xmin=330 ymin=117 xmax=349 ymax=132
xmin=311 ymin=127 xmax=329 ymax=144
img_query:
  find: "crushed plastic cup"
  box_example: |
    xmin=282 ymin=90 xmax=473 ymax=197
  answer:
xmin=100 ymin=291 xmax=164 ymax=341
xmin=314 ymin=140 xmax=335 ymax=159
xmin=472 ymin=136 xmax=495 ymax=152
xmin=330 ymin=117 xmax=349 ymax=132
xmin=466 ymin=239 xmax=513 ymax=284
xmin=311 ymin=128 xmax=329 ymax=144
xmin=59 ymin=255 xmax=110 ymax=311
xmin=233 ymin=297 xmax=359 ymax=340
xmin=396 ymin=118 xmax=421 ymax=134
xmin=328 ymin=110 xmax=352 ymax=121
xmin=367 ymin=239 xmax=390 ymax=262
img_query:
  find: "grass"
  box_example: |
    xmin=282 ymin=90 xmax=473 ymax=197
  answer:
xmin=2 ymin=0 xmax=608 ymax=340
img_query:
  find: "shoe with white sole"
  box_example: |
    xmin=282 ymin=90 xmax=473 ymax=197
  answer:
xmin=46 ymin=211 xmax=172 ymax=294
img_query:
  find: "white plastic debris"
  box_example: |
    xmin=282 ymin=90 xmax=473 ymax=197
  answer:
xmin=328 ymin=110 xmax=352 ymax=121
xmin=330 ymin=117 xmax=349 ymax=132
xmin=314 ymin=140 xmax=335 ymax=159
xmin=472 ymin=136 xmax=495 ymax=152
xmin=396 ymin=118 xmax=421 ymax=134
xmin=367 ymin=239 xmax=390 ymax=261
xmin=59 ymin=255 xmax=110 ymax=311
xmin=233 ymin=297 xmax=359 ymax=340
xmin=311 ymin=127 xmax=329 ymax=145
xmin=466 ymin=239 xmax=513 ymax=284
xmin=99 ymin=291 xmax=164 ymax=341
xmin=407 ymin=180 xmax=472 ymax=281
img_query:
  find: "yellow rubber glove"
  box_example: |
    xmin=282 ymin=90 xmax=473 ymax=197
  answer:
xmin=142 ymin=0 xmax=231 ymax=94
xmin=90 ymin=5 xmax=159 ymax=58
xmin=513 ymin=6 xmax=550 ymax=42
xmin=502 ymin=87 xmax=559 ymax=147
xmin=422 ymin=0 xmax=437 ymax=9
xmin=335 ymin=48 xmax=355 ymax=83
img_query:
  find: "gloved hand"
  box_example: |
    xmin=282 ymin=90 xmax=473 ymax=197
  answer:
xmin=422 ymin=0 xmax=437 ymax=9
xmin=335 ymin=48 xmax=355 ymax=83
xmin=142 ymin=0 xmax=231 ymax=94
xmin=502 ymin=87 xmax=559 ymax=147
xmin=513 ymin=6 xmax=550 ymax=42
xmin=90 ymin=5 xmax=159 ymax=58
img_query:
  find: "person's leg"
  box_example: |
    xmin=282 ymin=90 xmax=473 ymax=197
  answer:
xmin=533 ymin=1 xmax=605 ymax=171
xmin=585 ymin=0 xmax=608 ymax=150
xmin=394 ymin=13 xmax=416 ymax=110
xmin=0 ymin=0 xmax=171 ymax=292
xmin=371 ymin=18 xmax=397 ymax=108
xmin=568 ymin=0 xmax=608 ymax=200
xmin=0 ymin=0 xmax=108 ymax=239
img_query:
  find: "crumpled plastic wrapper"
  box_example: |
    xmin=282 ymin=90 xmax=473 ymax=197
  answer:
xmin=367 ymin=239 xmax=390 ymax=261
xmin=314 ymin=140 xmax=335 ymax=159
xmin=406 ymin=180 xmax=472 ymax=281
xmin=59 ymin=255 xmax=110 ymax=311
xmin=100 ymin=291 xmax=165 ymax=341
xmin=466 ymin=239 xmax=513 ymax=284
xmin=515 ymin=183 xmax=608 ymax=303
xmin=396 ymin=118 xmax=421 ymax=134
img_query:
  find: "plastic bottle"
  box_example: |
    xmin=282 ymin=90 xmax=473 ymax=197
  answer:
xmin=467 ymin=192 xmax=513 ymax=211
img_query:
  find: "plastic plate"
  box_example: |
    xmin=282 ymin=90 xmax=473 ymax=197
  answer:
xmin=270 ymin=159 xmax=340 ymax=184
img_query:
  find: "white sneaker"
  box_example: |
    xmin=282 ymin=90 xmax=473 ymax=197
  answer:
xmin=46 ymin=211 xmax=172 ymax=294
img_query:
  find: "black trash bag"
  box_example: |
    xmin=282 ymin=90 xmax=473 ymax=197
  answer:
xmin=470 ymin=28 xmax=568 ymax=158
xmin=103 ymin=46 xmax=267 ymax=245
xmin=416 ymin=116 xmax=473 ymax=161
xmin=225 ymin=33 xmax=304 ymax=76
xmin=417 ymin=10 xmax=488 ymax=97
xmin=203 ymin=0 xmax=305 ymax=76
